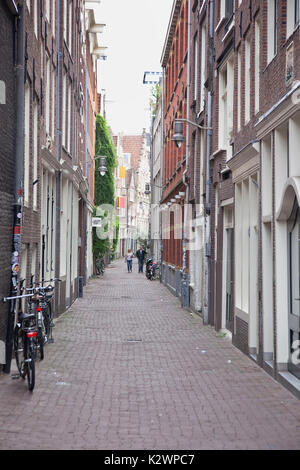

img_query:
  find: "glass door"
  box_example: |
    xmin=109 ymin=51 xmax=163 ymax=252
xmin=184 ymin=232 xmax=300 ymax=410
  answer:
xmin=288 ymin=198 xmax=300 ymax=379
xmin=226 ymin=227 xmax=234 ymax=332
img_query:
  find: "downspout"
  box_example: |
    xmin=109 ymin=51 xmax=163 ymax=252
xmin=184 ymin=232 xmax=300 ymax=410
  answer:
xmin=4 ymin=4 xmax=24 ymax=374
xmin=203 ymin=0 xmax=214 ymax=325
xmin=149 ymin=115 xmax=154 ymax=258
xmin=84 ymin=64 xmax=88 ymax=285
xmin=181 ymin=0 xmax=191 ymax=308
xmin=160 ymin=68 xmax=165 ymax=282
xmin=55 ymin=0 xmax=62 ymax=312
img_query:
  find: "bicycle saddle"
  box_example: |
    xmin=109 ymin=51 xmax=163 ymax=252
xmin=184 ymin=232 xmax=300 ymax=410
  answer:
xmin=19 ymin=313 xmax=36 ymax=321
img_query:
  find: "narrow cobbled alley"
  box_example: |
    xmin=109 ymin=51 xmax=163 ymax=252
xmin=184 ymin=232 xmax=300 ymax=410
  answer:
xmin=0 ymin=259 xmax=299 ymax=450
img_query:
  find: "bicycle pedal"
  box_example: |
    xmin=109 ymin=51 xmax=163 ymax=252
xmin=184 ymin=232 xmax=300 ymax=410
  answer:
xmin=48 ymin=338 xmax=54 ymax=344
xmin=11 ymin=374 xmax=20 ymax=380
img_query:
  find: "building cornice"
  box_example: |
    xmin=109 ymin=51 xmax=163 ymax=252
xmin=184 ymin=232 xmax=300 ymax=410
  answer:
xmin=161 ymin=0 xmax=182 ymax=68
xmin=255 ymin=81 xmax=300 ymax=139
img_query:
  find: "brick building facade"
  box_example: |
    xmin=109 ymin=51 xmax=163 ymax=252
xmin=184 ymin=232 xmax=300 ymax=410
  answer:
xmin=160 ymin=0 xmax=189 ymax=298
xmin=114 ymin=131 xmax=151 ymax=257
xmin=159 ymin=0 xmax=300 ymax=397
xmin=0 ymin=1 xmax=18 ymax=364
xmin=0 ymin=0 xmax=103 ymax=371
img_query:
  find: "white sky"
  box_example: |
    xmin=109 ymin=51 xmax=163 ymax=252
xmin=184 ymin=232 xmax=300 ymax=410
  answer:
xmin=94 ymin=0 xmax=174 ymax=135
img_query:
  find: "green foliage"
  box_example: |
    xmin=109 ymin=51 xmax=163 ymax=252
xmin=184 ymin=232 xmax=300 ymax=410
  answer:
xmin=112 ymin=216 xmax=120 ymax=254
xmin=93 ymin=115 xmax=117 ymax=261
xmin=94 ymin=114 xmax=117 ymax=207
xmin=149 ymin=83 xmax=162 ymax=117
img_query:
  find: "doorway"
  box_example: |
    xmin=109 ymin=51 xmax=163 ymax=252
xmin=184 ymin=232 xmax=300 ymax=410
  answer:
xmin=288 ymin=198 xmax=300 ymax=379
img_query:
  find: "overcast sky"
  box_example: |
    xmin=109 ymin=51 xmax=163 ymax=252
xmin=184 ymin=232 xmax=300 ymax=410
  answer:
xmin=94 ymin=0 xmax=174 ymax=135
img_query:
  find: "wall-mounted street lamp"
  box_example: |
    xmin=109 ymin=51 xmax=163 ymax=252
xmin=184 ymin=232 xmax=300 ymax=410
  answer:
xmin=94 ymin=155 xmax=107 ymax=176
xmin=144 ymin=182 xmax=163 ymax=195
xmin=171 ymin=118 xmax=213 ymax=148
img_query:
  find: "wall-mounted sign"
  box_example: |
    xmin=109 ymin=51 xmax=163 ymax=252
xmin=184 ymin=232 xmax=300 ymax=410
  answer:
xmin=92 ymin=217 xmax=102 ymax=227
xmin=0 ymin=81 xmax=6 ymax=104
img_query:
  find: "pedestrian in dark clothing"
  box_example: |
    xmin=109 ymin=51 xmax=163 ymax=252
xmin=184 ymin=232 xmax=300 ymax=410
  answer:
xmin=136 ymin=246 xmax=146 ymax=273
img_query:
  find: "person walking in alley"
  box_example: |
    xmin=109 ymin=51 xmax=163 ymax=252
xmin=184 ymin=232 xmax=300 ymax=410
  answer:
xmin=125 ymin=249 xmax=134 ymax=273
xmin=136 ymin=246 xmax=146 ymax=273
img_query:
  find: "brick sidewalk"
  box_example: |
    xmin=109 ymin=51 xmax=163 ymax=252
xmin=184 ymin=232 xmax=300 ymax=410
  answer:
xmin=0 ymin=259 xmax=299 ymax=450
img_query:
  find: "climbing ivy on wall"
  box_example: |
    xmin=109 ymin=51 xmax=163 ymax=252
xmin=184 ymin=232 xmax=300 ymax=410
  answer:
xmin=93 ymin=115 xmax=119 ymax=261
xmin=94 ymin=114 xmax=116 ymax=207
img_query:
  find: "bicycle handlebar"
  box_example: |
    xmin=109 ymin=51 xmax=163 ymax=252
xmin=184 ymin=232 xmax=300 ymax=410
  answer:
xmin=2 ymin=293 xmax=38 ymax=303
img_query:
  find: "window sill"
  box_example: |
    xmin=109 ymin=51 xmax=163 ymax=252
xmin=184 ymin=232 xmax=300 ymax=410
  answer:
xmin=264 ymin=52 xmax=278 ymax=73
xmin=211 ymin=148 xmax=227 ymax=160
xmin=286 ymin=22 xmax=300 ymax=44
xmin=222 ymin=21 xmax=234 ymax=43
xmin=215 ymin=16 xmax=227 ymax=34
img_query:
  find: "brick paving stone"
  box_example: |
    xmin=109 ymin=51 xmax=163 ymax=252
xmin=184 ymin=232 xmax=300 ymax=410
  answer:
xmin=0 ymin=259 xmax=299 ymax=450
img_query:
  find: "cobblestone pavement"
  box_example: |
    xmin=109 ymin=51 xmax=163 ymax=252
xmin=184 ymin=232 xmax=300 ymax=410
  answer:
xmin=0 ymin=259 xmax=299 ymax=450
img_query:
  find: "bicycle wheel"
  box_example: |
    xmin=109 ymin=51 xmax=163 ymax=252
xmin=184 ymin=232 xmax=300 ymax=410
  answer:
xmin=13 ymin=325 xmax=25 ymax=379
xmin=36 ymin=328 xmax=44 ymax=360
xmin=25 ymin=337 xmax=35 ymax=392
xmin=43 ymin=304 xmax=52 ymax=340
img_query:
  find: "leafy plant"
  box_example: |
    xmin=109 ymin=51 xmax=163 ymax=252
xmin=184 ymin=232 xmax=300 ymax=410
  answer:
xmin=93 ymin=115 xmax=118 ymax=264
xmin=149 ymin=83 xmax=162 ymax=117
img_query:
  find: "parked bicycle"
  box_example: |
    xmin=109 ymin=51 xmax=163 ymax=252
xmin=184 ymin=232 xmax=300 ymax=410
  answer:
xmin=26 ymin=281 xmax=57 ymax=345
xmin=96 ymin=258 xmax=105 ymax=276
xmin=146 ymin=259 xmax=160 ymax=280
xmin=3 ymin=291 xmax=40 ymax=391
xmin=2 ymin=277 xmax=60 ymax=391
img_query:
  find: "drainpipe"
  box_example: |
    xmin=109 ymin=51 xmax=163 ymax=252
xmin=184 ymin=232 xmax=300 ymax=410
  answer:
xmin=160 ymin=69 xmax=165 ymax=282
xmin=181 ymin=0 xmax=191 ymax=308
xmin=83 ymin=64 xmax=88 ymax=286
xmin=4 ymin=4 xmax=24 ymax=374
xmin=55 ymin=0 xmax=62 ymax=314
xmin=203 ymin=0 xmax=214 ymax=325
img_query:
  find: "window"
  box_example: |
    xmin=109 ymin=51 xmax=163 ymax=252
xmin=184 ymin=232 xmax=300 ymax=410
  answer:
xmin=193 ymin=34 xmax=198 ymax=103
xmin=45 ymin=55 xmax=50 ymax=136
xmin=68 ymin=0 xmax=72 ymax=53
xmin=219 ymin=65 xmax=227 ymax=150
xmin=254 ymin=18 xmax=260 ymax=114
xmin=45 ymin=0 xmax=50 ymax=21
xmin=267 ymin=0 xmax=277 ymax=63
xmin=33 ymin=0 xmax=38 ymax=37
xmin=33 ymin=102 xmax=38 ymax=209
xmin=63 ymin=0 xmax=67 ymax=42
xmin=52 ymin=67 xmax=56 ymax=139
xmin=225 ymin=0 xmax=234 ymax=18
xmin=245 ymin=33 xmax=251 ymax=123
xmin=288 ymin=200 xmax=300 ymax=318
xmin=237 ymin=48 xmax=241 ymax=131
xmin=67 ymin=81 xmax=71 ymax=153
xmin=220 ymin=0 xmax=234 ymax=19
xmin=52 ymin=0 xmax=56 ymax=37
xmin=199 ymin=21 xmax=206 ymax=112
xmin=24 ymin=83 xmax=30 ymax=206
xmin=219 ymin=57 xmax=234 ymax=158
xmin=235 ymin=174 xmax=259 ymax=318
xmin=287 ymin=0 xmax=300 ymax=37
xmin=62 ymin=71 xmax=66 ymax=148
xmin=296 ymin=0 xmax=300 ymax=26
xmin=123 ymin=153 xmax=131 ymax=167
